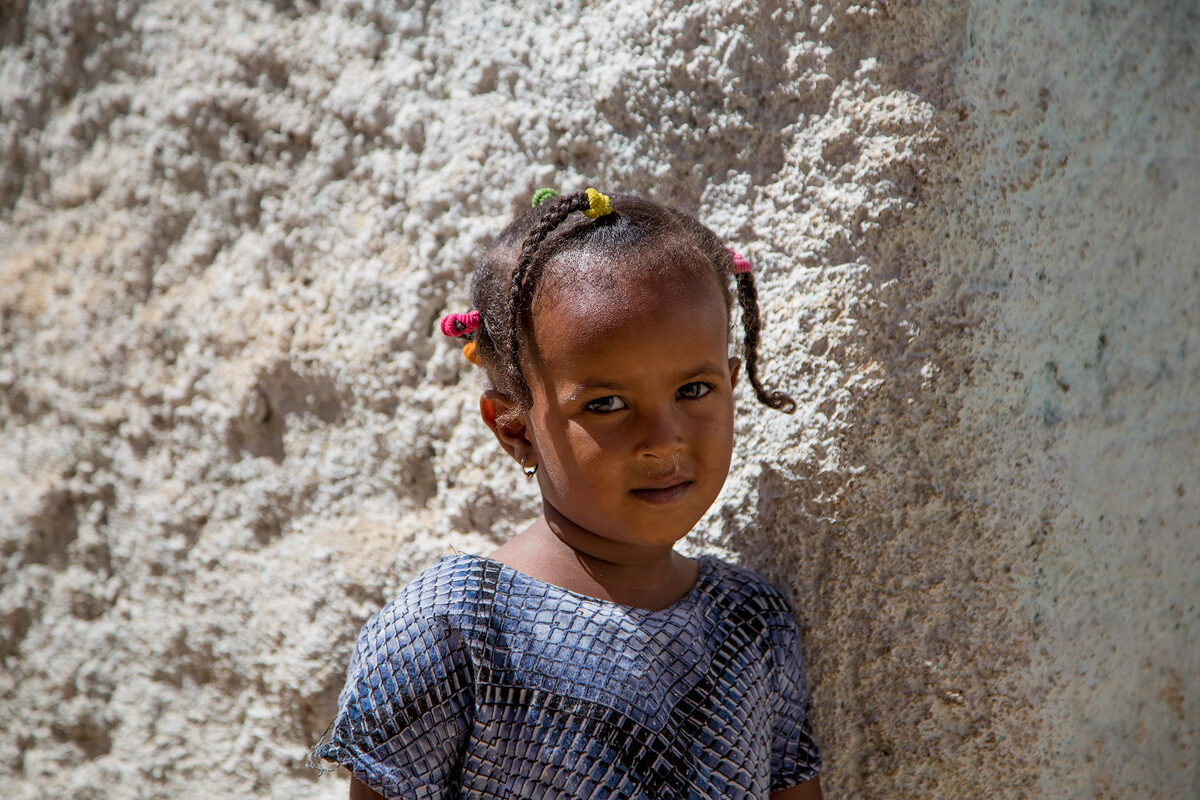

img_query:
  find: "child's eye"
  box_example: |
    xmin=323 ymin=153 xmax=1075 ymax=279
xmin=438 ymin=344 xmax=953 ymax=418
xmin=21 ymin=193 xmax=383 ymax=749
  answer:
xmin=584 ymin=395 xmax=628 ymax=413
xmin=678 ymin=381 xmax=714 ymax=400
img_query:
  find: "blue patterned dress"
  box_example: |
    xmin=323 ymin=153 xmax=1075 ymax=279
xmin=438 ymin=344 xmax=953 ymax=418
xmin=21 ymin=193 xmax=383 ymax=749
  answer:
xmin=311 ymin=553 xmax=820 ymax=799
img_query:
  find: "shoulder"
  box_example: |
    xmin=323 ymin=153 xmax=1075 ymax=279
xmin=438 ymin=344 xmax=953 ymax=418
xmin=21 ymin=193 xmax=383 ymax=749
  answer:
xmin=352 ymin=553 xmax=495 ymax=656
xmin=701 ymin=558 xmax=812 ymax=694
xmin=702 ymin=556 xmax=796 ymax=617
xmin=339 ymin=554 xmax=501 ymax=689
xmin=369 ymin=553 xmax=490 ymax=627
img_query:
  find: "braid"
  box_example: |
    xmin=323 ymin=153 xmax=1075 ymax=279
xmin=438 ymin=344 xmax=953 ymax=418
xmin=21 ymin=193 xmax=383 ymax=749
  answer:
xmin=735 ymin=271 xmax=797 ymax=413
xmin=505 ymin=191 xmax=592 ymax=409
xmin=469 ymin=190 xmax=794 ymax=418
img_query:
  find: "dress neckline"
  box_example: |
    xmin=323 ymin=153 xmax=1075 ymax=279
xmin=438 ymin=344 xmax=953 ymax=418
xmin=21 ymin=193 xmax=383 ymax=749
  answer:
xmin=448 ymin=552 xmax=717 ymax=615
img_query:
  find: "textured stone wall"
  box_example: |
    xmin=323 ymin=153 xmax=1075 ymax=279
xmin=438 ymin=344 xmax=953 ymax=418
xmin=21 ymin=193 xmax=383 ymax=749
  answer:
xmin=1 ymin=1 xmax=1195 ymax=798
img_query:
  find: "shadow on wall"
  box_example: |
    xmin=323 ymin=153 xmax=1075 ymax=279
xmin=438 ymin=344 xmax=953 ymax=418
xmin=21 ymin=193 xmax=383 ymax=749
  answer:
xmin=727 ymin=4 xmax=1039 ymax=796
xmin=225 ymin=361 xmax=343 ymax=464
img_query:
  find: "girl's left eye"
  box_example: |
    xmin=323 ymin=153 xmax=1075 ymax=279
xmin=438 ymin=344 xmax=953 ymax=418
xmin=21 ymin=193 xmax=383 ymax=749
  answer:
xmin=678 ymin=381 xmax=714 ymax=400
xmin=585 ymin=395 xmax=628 ymax=413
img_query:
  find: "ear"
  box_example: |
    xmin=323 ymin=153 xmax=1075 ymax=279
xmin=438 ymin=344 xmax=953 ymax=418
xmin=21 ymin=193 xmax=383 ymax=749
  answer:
xmin=480 ymin=390 xmax=535 ymax=466
xmin=728 ymin=356 xmax=741 ymax=390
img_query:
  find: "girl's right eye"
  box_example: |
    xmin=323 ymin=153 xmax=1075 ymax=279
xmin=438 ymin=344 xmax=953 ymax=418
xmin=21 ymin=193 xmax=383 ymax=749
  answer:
xmin=584 ymin=395 xmax=628 ymax=413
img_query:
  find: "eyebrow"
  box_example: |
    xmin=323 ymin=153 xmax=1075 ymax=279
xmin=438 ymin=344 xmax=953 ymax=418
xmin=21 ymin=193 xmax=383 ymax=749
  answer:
xmin=563 ymin=362 xmax=727 ymax=403
xmin=564 ymin=382 xmax=624 ymax=404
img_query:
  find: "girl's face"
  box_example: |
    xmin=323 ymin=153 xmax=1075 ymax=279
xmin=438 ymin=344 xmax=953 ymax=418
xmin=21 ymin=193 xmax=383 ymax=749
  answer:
xmin=518 ymin=261 xmax=738 ymax=554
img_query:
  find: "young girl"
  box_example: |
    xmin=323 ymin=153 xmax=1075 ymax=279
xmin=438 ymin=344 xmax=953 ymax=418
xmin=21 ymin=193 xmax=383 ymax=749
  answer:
xmin=311 ymin=188 xmax=823 ymax=800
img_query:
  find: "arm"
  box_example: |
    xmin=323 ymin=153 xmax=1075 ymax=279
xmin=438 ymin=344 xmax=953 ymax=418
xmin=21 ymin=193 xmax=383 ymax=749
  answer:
xmin=349 ymin=777 xmax=387 ymax=800
xmin=771 ymin=776 xmax=823 ymax=800
xmin=315 ymin=589 xmax=474 ymax=800
xmin=764 ymin=593 xmax=822 ymax=800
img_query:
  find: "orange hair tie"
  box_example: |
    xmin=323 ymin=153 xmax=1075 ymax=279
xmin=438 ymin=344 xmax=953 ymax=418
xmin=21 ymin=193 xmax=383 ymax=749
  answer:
xmin=462 ymin=340 xmax=482 ymax=366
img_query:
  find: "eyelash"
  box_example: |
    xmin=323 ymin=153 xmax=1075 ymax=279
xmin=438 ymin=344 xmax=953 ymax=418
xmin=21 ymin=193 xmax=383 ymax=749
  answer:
xmin=678 ymin=381 xmax=714 ymax=400
xmin=583 ymin=382 xmax=715 ymax=413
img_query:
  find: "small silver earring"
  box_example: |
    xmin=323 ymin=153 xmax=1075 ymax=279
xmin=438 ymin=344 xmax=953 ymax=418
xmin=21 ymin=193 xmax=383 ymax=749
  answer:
xmin=521 ymin=454 xmax=538 ymax=479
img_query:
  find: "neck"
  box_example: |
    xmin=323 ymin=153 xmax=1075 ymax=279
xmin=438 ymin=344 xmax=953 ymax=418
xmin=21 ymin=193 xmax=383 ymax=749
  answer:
xmin=484 ymin=499 xmax=697 ymax=610
xmin=538 ymin=498 xmax=679 ymax=572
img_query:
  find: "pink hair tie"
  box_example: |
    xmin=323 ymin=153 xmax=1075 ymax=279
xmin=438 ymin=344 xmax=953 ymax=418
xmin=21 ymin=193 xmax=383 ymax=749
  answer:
xmin=726 ymin=247 xmax=752 ymax=274
xmin=440 ymin=310 xmax=481 ymax=337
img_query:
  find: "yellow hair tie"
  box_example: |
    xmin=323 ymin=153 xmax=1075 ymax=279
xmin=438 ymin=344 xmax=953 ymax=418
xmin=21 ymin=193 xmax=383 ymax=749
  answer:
xmin=583 ymin=188 xmax=612 ymax=219
xmin=462 ymin=340 xmax=482 ymax=366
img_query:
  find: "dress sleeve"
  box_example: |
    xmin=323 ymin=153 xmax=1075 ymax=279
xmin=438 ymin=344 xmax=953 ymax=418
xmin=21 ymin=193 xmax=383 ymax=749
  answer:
xmin=768 ymin=609 xmax=821 ymax=791
xmin=311 ymin=597 xmax=475 ymax=800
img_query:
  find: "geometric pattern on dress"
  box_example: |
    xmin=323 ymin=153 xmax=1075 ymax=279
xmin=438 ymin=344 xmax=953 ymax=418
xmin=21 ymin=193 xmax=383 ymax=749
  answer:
xmin=311 ymin=553 xmax=820 ymax=799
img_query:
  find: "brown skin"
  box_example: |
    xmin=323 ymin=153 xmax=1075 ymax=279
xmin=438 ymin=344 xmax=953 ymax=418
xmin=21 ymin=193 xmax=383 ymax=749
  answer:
xmin=349 ymin=779 xmax=383 ymax=800
xmin=484 ymin=266 xmax=737 ymax=610
xmin=346 ymin=264 xmax=822 ymax=798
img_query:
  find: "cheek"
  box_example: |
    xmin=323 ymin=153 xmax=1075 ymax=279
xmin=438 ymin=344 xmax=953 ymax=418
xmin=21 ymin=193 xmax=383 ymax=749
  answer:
xmin=534 ymin=418 xmax=609 ymax=477
xmin=556 ymin=422 xmax=611 ymax=471
xmin=697 ymin=406 xmax=735 ymax=461
xmin=537 ymin=428 xmax=621 ymax=510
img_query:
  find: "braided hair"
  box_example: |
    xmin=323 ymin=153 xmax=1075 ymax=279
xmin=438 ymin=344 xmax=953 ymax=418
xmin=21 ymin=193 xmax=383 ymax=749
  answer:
xmin=465 ymin=190 xmax=796 ymax=420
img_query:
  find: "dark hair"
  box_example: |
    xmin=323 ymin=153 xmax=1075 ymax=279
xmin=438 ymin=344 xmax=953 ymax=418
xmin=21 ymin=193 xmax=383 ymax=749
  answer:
xmin=466 ymin=190 xmax=795 ymax=418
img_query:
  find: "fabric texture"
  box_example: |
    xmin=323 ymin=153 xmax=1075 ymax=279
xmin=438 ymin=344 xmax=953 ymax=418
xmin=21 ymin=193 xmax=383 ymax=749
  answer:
xmin=311 ymin=553 xmax=820 ymax=799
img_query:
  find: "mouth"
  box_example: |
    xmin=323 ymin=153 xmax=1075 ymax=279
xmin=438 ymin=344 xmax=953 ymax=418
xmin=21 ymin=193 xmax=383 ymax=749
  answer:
xmin=630 ymin=480 xmax=693 ymax=505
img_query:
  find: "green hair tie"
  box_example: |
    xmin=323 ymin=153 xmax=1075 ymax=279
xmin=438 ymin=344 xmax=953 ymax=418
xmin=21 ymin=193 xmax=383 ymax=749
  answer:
xmin=531 ymin=187 xmax=559 ymax=207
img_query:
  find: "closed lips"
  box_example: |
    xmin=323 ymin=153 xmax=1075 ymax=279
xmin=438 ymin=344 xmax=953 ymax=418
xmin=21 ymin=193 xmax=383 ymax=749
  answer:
xmin=633 ymin=479 xmax=691 ymax=490
xmin=632 ymin=471 xmax=692 ymax=490
xmin=630 ymin=480 xmax=693 ymax=503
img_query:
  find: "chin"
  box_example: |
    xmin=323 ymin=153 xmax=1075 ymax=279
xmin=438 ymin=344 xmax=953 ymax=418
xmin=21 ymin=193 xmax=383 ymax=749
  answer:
xmin=630 ymin=512 xmax=708 ymax=547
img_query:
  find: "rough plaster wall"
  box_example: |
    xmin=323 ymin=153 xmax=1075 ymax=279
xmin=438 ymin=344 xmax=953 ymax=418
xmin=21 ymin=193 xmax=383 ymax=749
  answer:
xmin=0 ymin=1 xmax=1194 ymax=799
xmin=950 ymin=2 xmax=1200 ymax=794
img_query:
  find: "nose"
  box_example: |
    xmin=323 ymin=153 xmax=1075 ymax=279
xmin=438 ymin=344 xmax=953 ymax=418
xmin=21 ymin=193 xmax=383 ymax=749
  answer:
xmin=635 ymin=406 xmax=687 ymax=462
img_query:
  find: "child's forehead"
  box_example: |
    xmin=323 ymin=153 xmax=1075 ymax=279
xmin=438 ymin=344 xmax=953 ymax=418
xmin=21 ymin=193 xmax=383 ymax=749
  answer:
xmin=537 ymin=249 xmax=726 ymax=317
xmin=531 ymin=262 xmax=730 ymax=355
